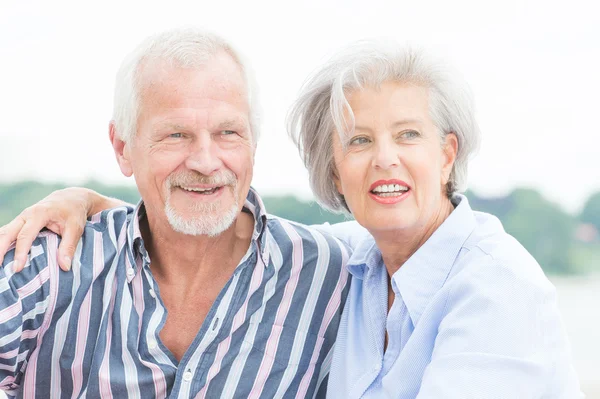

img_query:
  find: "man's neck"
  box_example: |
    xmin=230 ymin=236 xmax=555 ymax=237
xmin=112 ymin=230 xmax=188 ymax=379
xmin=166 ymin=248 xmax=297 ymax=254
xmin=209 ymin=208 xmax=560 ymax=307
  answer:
xmin=137 ymin=209 xmax=255 ymax=362
xmin=139 ymin=210 xmax=255 ymax=288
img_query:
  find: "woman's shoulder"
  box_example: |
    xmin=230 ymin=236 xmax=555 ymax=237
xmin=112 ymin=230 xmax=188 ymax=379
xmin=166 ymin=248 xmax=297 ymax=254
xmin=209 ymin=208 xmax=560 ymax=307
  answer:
xmin=449 ymin=210 xmax=553 ymax=294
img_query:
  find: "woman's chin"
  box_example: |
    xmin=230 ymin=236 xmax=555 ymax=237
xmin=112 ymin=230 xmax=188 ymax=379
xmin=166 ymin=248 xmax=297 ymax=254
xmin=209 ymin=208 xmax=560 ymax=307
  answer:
xmin=360 ymin=215 xmax=417 ymax=235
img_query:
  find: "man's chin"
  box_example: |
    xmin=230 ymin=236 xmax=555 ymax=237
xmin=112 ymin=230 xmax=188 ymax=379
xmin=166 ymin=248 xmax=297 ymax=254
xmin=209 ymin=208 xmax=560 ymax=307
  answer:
xmin=164 ymin=205 xmax=240 ymax=237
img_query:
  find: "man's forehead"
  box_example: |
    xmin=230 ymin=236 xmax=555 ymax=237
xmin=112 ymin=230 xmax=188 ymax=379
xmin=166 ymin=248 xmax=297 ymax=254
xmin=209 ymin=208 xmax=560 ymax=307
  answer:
xmin=136 ymin=56 xmax=251 ymax=128
xmin=138 ymin=62 xmax=248 ymax=105
xmin=149 ymin=111 xmax=249 ymax=130
xmin=138 ymin=52 xmax=246 ymax=91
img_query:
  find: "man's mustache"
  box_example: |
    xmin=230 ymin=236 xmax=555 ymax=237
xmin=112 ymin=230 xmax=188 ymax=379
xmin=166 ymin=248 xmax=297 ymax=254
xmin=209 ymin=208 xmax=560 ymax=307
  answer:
xmin=166 ymin=171 xmax=237 ymax=188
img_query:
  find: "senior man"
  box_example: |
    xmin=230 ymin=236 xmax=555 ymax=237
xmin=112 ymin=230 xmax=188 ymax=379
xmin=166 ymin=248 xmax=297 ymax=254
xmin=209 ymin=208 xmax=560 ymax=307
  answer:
xmin=0 ymin=29 xmax=350 ymax=398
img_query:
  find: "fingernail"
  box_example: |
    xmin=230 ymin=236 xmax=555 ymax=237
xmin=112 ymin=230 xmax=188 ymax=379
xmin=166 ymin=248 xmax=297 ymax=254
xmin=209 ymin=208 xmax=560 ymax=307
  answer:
xmin=63 ymin=255 xmax=72 ymax=271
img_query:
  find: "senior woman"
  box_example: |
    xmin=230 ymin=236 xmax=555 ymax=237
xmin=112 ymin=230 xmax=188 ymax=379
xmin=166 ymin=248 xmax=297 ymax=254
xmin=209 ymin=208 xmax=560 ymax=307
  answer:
xmin=286 ymin=42 xmax=581 ymax=398
xmin=0 ymin=42 xmax=582 ymax=398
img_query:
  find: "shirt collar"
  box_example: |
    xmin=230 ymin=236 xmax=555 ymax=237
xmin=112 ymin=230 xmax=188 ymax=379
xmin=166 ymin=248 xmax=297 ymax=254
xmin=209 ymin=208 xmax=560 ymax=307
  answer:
xmin=393 ymin=194 xmax=476 ymax=326
xmin=125 ymin=201 xmax=148 ymax=282
xmin=125 ymin=186 xmax=270 ymax=283
xmin=346 ymin=234 xmax=380 ymax=280
xmin=242 ymin=187 xmax=270 ymax=267
xmin=345 ymin=194 xmax=477 ymax=325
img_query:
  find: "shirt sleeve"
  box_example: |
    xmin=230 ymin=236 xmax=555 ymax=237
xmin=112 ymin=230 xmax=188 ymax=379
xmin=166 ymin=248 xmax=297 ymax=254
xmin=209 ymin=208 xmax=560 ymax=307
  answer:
xmin=0 ymin=232 xmax=57 ymax=391
xmin=417 ymin=258 xmax=583 ymax=399
xmin=311 ymin=221 xmax=368 ymax=248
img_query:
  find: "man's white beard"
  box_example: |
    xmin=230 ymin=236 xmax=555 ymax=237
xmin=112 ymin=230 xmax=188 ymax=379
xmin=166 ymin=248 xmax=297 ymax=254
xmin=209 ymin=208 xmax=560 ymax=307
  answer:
xmin=165 ymin=198 xmax=239 ymax=237
xmin=163 ymin=171 xmax=241 ymax=237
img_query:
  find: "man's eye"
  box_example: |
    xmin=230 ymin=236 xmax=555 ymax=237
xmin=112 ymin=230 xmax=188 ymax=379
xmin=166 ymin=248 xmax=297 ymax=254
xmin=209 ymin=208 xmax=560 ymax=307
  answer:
xmin=169 ymin=133 xmax=183 ymax=138
xmin=221 ymin=130 xmax=236 ymax=136
xmin=349 ymin=136 xmax=370 ymax=146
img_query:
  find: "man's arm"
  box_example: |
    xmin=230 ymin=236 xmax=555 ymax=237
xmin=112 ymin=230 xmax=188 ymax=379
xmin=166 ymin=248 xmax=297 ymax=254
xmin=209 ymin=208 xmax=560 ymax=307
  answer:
xmin=0 ymin=233 xmax=57 ymax=391
xmin=0 ymin=188 xmax=127 ymax=272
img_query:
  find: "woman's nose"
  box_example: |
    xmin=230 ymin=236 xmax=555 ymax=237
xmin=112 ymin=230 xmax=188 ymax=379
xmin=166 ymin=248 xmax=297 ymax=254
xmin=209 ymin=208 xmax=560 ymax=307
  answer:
xmin=372 ymin=140 xmax=400 ymax=170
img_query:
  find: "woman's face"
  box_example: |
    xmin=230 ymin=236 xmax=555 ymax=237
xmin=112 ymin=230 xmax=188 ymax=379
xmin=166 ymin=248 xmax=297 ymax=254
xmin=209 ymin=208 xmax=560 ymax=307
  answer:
xmin=332 ymin=81 xmax=457 ymax=236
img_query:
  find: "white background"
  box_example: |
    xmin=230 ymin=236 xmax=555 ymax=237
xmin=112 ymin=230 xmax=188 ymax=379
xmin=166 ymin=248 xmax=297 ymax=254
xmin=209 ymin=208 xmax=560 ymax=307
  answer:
xmin=1 ymin=0 xmax=599 ymax=213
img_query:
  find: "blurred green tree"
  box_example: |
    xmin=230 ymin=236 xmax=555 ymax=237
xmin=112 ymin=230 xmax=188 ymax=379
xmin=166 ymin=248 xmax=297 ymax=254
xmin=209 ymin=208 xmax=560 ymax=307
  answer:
xmin=579 ymin=191 xmax=600 ymax=231
xmin=1 ymin=181 xmax=597 ymax=275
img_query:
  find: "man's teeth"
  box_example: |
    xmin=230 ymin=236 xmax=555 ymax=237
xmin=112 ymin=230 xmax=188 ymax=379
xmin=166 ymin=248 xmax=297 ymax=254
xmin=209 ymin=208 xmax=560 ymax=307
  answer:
xmin=181 ymin=186 xmax=219 ymax=194
xmin=371 ymin=184 xmax=409 ymax=194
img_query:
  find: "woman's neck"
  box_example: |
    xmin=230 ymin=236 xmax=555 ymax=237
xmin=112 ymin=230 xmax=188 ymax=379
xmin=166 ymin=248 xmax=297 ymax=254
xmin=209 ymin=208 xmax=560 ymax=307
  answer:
xmin=374 ymin=196 xmax=455 ymax=278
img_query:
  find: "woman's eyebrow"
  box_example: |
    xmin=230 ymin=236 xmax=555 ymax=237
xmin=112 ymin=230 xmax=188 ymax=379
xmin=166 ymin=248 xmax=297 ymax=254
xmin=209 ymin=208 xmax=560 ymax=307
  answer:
xmin=353 ymin=118 xmax=423 ymax=132
xmin=390 ymin=118 xmax=423 ymax=128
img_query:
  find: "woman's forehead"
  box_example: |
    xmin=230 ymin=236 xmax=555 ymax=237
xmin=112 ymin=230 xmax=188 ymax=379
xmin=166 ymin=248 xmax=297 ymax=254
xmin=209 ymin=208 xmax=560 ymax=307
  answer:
xmin=346 ymin=84 xmax=430 ymax=122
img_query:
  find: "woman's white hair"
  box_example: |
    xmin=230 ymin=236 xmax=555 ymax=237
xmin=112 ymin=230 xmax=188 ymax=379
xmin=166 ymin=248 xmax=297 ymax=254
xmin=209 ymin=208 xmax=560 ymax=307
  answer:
xmin=287 ymin=40 xmax=481 ymax=213
xmin=112 ymin=27 xmax=260 ymax=144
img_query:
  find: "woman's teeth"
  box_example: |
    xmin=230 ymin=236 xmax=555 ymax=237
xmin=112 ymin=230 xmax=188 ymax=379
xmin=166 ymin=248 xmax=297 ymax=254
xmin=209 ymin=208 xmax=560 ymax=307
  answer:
xmin=371 ymin=184 xmax=409 ymax=195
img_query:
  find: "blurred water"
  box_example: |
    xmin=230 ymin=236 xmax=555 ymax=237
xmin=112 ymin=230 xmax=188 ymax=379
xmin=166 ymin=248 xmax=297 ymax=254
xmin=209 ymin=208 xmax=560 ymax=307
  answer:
xmin=0 ymin=276 xmax=597 ymax=398
xmin=552 ymin=274 xmax=600 ymax=398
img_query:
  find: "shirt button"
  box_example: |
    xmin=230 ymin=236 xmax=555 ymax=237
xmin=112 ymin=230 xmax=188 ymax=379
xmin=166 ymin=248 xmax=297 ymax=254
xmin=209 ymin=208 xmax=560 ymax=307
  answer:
xmin=183 ymin=370 xmax=193 ymax=382
xmin=148 ymin=340 xmax=158 ymax=350
xmin=126 ymin=268 xmax=135 ymax=277
xmin=148 ymin=289 xmax=156 ymax=298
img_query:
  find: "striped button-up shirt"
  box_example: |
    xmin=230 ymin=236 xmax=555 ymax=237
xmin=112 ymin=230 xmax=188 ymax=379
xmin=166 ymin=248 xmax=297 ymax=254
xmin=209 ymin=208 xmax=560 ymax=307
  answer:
xmin=0 ymin=188 xmax=351 ymax=398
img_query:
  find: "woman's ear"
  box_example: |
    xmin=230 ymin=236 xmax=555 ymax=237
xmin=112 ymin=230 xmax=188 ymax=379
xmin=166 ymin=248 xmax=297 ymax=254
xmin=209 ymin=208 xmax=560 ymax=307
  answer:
xmin=441 ymin=133 xmax=458 ymax=185
xmin=332 ymin=166 xmax=344 ymax=195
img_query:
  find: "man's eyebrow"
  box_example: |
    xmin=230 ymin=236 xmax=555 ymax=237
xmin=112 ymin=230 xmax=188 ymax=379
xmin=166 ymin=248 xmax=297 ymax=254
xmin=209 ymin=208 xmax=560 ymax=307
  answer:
xmin=154 ymin=122 xmax=189 ymax=131
xmin=217 ymin=118 xmax=247 ymax=130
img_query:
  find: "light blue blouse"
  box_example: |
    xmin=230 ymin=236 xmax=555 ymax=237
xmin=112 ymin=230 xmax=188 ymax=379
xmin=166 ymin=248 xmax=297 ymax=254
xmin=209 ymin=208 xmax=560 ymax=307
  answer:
xmin=327 ymin=195 xmax=582 ymax=398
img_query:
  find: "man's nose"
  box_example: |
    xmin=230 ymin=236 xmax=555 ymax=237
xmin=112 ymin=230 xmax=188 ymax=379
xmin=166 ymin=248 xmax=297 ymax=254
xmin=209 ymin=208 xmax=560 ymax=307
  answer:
xmin=185 ymin=135 xmax=223 ymax=175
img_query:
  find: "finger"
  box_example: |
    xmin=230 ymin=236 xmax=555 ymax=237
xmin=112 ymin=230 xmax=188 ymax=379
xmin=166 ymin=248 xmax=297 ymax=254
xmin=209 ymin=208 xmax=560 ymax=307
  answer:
xmin=57 ymin=221 xmax=84 ymax=271
xmin=14 ymin=219 xmax=47 ymax=273
xmin=0 ymin=218 xmax=26 ymax=267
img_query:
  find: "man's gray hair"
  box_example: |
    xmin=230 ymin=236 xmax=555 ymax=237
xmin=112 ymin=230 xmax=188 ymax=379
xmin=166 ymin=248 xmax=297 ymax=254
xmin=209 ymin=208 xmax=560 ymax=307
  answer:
xmin=113 ymin=28 xmax=260 ymax=143
xmin=287 ymin=40 xmax=481 ymax=213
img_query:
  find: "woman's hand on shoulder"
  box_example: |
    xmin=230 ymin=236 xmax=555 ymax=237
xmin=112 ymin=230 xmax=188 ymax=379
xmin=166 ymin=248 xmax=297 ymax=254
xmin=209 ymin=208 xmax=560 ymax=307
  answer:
xmin=0 ymin=187 xmax=125 ymax=272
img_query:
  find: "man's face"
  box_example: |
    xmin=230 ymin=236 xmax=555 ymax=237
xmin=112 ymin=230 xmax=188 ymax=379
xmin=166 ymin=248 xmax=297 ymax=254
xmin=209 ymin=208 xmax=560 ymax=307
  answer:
xmin=115 ymin=52 xmax=255 ymax=236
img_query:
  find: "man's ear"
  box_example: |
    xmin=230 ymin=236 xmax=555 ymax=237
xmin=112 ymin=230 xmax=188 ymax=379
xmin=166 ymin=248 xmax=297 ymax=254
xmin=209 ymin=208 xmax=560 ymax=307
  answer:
xmin=109 ymin=122 xmax=133 ymax=177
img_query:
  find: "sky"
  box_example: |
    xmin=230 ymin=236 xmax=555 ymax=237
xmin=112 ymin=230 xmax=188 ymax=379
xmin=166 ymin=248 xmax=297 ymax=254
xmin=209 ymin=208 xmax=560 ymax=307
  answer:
xmin=0 ymin=0 xmax=599 ymax=213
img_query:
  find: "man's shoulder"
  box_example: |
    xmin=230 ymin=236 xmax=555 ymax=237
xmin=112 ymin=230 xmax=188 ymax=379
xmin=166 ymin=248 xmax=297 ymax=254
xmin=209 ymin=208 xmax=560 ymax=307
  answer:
xmin=1 ymin=205 xmax=135 ymax=285
xmin=87 ymin=205 xmax=136 ymax=233
xmin=264 ymin=214 xmax=351 ymax=266
xmin=2 ymin=230 xmax=57 ymax=272
xmin=266 ymin=213 xmax=349 ymax=246
xmin=262 ymin=214 xmax=351 ymax=311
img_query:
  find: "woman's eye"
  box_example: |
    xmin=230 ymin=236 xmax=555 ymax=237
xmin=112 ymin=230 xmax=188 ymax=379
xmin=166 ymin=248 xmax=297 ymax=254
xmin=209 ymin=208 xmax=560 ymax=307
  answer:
xmin=349 ymin=136 xmax=370 ymax=146
xmin=221 ymin=130 xmax=236 ymax=136
xmin=400 ymin=130 xmax=420 ymax=139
